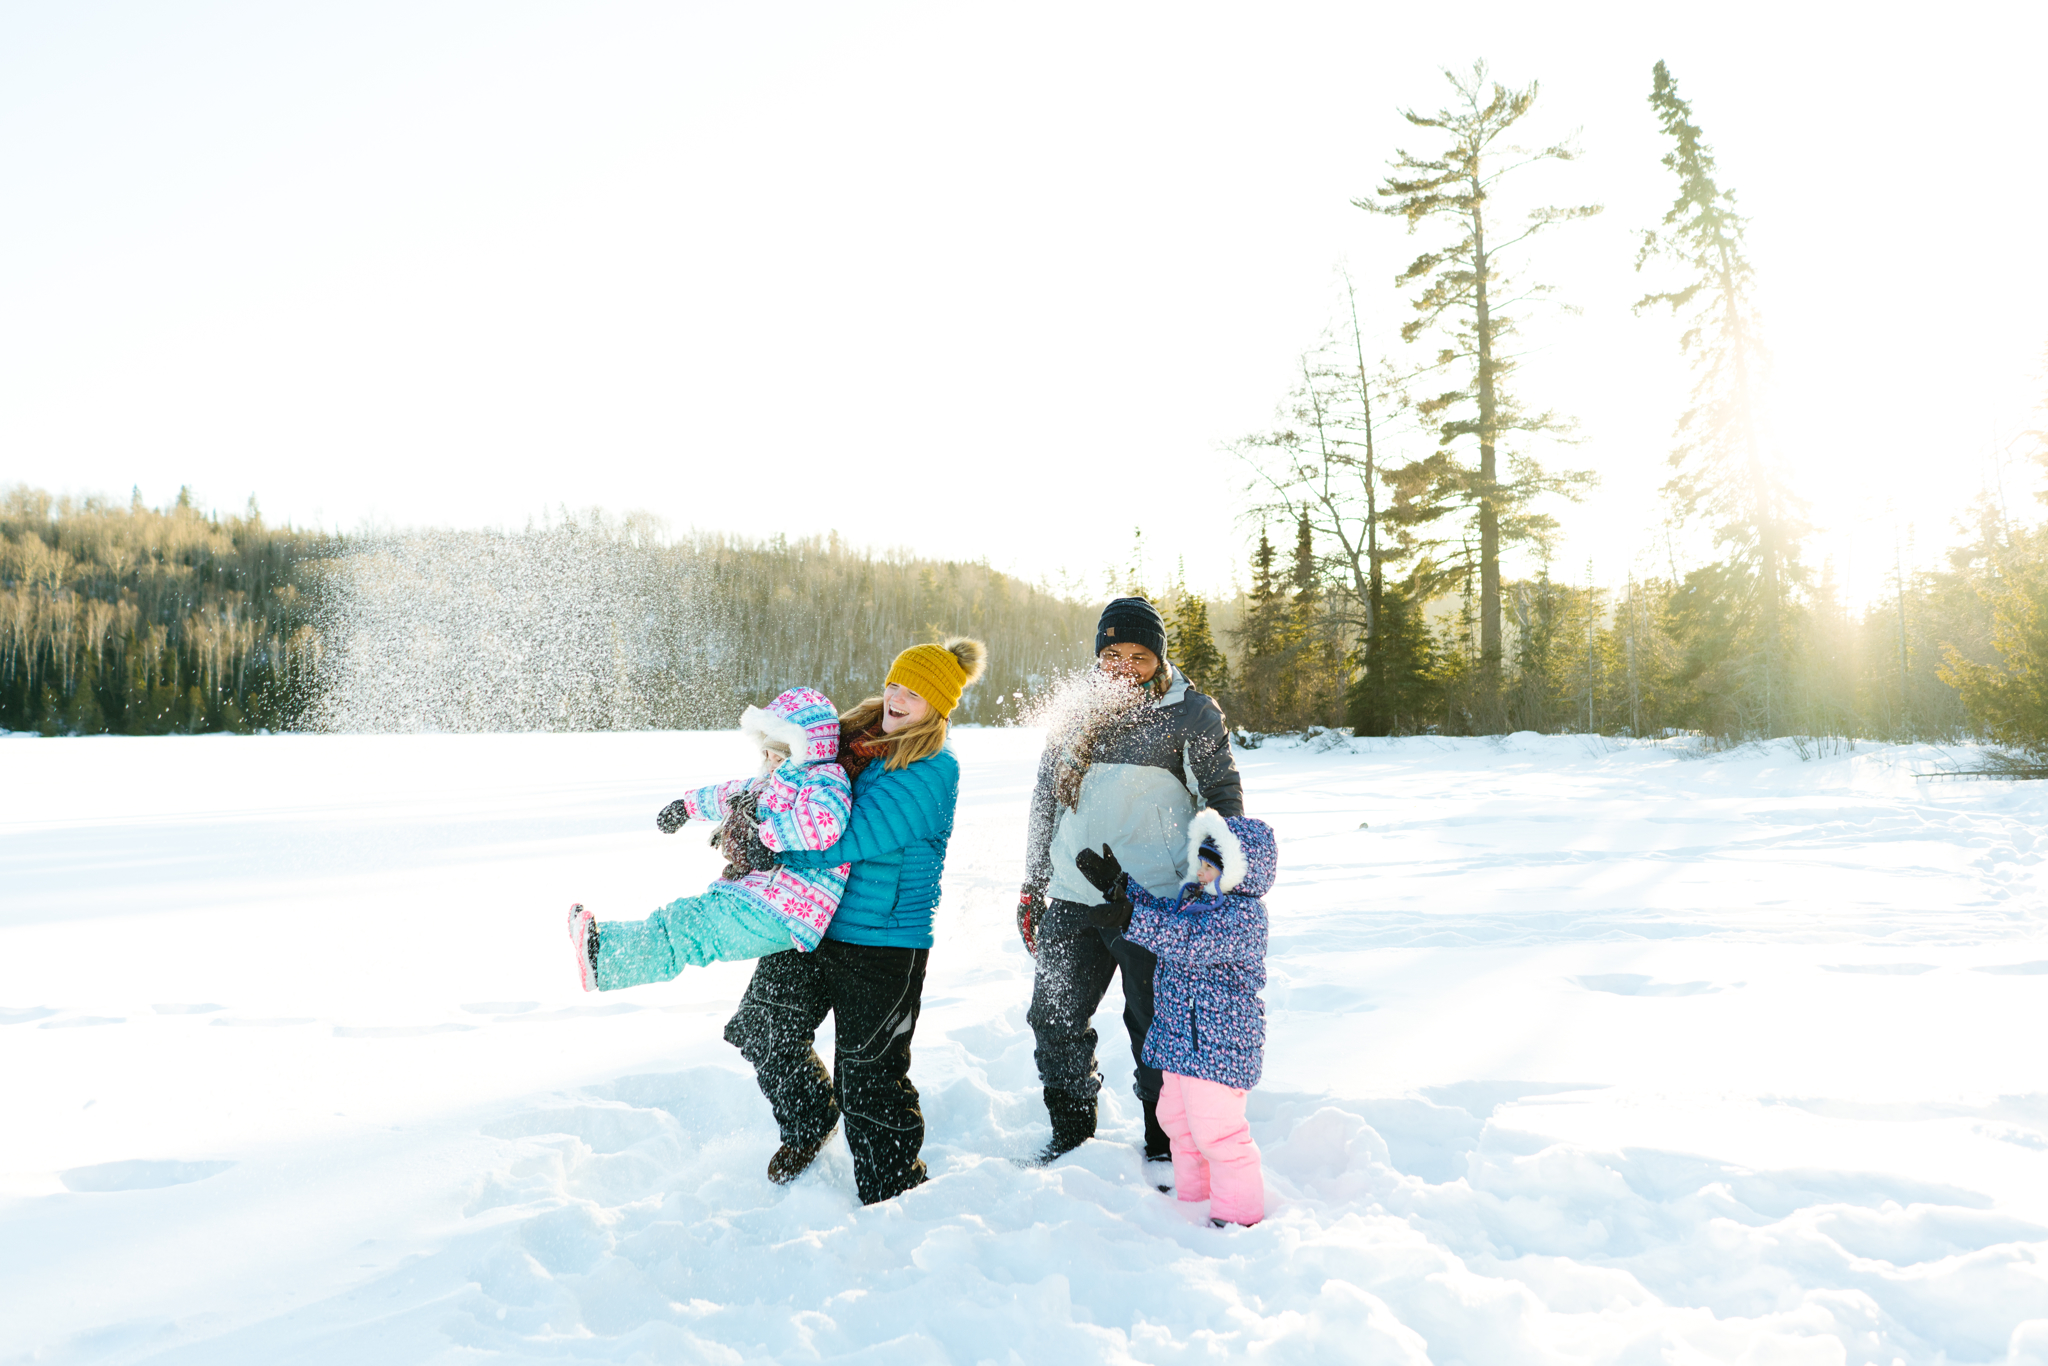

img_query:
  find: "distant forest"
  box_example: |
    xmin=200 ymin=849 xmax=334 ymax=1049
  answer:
xmin=2 ymin=475 xmax=2043 ymax=748
xmin=0 ymin=488 xmax=1100 ymax=735
xmin=0 ymin=485 xmax=328 ymax=735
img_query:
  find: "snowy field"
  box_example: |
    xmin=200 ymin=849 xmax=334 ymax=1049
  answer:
xmin=7 ymin=728 xmax=2048 ymax=1364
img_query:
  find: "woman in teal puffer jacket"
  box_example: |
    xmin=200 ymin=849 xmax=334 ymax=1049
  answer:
xmin=722 ymin=636 xmax=984 ymax=1205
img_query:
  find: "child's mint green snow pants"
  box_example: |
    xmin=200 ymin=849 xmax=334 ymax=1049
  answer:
xmin=594 ymin=889 xmax=793 ymax=990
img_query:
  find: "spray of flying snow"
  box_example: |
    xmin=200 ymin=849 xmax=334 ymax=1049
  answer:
xmin=1017 ymin=663 xmax=1149 ymax=747
xmin=306 ymin=522 xmax=726 ymax=733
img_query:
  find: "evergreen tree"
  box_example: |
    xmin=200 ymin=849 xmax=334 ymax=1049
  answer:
xmin=1363 ymin=61 xmax=1600 ymax=708
xmin=1635 ymin=59 xmax=1805 ymax=732
xmin=1940 ymin=525 xmax=2048 ymax=747
xmin=1288 ymin=514 xmax=1319 ymax=617
xmin=1347 ymin=579 xmax=1439 ymax=735
xmin=1168 ymin=591 xmax=1231 ymax=704
xmin=1240 ymin=526 xmax=1285 ymax=661
xmin=1229 ymin=527 xmax=1290 ymax=729
xmin=1283 ymin=513 xmax=1346 ymax=727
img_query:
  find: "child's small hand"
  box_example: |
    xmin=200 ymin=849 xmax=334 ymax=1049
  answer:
xmin=656 ymin=799 xmax=690 ymax=834
xmin=1076 ymin=844 xmax=1133 ymax=933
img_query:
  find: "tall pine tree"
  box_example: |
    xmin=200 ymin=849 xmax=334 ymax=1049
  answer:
xmin=1635 ymin=59 xmax=1804 ymax=732
xmin=1364 ymin=61 xmax=1599 ymax=712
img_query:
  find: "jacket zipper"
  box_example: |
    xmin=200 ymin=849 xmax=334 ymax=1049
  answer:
xmin=1189 ymin=1006 xmax=1199 ymax=1052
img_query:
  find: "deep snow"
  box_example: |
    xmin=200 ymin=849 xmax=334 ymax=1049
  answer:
xmin=6 ymin=729 xmax=2048 ymax=1363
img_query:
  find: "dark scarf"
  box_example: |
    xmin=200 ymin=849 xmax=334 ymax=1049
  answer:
xmin=838 ymin=725 xmax=893 ymax=781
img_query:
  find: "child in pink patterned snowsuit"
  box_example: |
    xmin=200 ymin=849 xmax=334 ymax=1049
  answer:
xmin=568 ymin=687 xmax=853 ymax=991
xmin=1080 ymin=807 xmax=1275 ymax=1227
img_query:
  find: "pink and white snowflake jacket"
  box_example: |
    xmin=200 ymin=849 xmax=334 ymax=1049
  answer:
xmin=679 ymin=687 xmax=853 ymax=952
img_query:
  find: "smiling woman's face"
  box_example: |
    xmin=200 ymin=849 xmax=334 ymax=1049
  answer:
xmin=881 ymin=682 xmax=932 ymax=734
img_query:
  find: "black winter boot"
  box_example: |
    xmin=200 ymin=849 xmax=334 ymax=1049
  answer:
xmin=1141 ymin=1094 xmax=1171 ymax=1161
xmin=1140 ymin=1093 xmax=1173 ymax=1191
xmin=767 ymin=1124 xmax=836 ymax=1185
xmin=1030 ymin=1087 xmax=1098 ymax=1165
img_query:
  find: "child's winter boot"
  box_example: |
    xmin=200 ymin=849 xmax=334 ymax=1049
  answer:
xmin=567 ymin=904 xmax=598 ymax=993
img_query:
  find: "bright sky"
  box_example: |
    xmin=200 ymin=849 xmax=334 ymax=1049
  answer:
xmin=4 ymin=2 xmax=2043 ymax=611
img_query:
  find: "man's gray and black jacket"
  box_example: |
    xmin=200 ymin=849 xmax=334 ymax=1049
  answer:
xmin=1023 ymin=664 xmax=1245 ymax=926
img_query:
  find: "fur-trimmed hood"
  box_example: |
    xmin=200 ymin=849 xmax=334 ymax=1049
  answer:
xmin=1183 ymin=808 xmax=1277 ymax=898
xmin=741 ymin=687 xmax=841 ymax=765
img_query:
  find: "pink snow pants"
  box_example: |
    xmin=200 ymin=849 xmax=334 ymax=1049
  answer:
xmin=1155 ymin=1070 xmax=1263 ymax=1225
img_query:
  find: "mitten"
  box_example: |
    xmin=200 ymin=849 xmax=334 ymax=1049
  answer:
xmin=1075 ymin=844 xmax=1132 ymax=932
xmin=1074 ymin=844 xmax=1125 ymax=897
xmin=656 ymin=799 xmax=690 ymax=834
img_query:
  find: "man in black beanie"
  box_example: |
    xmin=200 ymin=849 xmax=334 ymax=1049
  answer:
xmin=1017 ymin=596 xmax=1245 ymax=1176
xmin=1094 ymin=595 xmax=1167 ymax=661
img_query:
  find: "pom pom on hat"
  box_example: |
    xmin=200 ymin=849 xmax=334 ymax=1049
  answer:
xmin=886 ymin=636 xmax=987 ymax=718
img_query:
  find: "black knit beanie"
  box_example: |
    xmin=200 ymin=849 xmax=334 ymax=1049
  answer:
xmin=1095 ymin=596 xmax=1167 ymax=659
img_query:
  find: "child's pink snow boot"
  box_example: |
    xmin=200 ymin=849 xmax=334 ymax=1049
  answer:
xmin=567 ymin=904 xmax=598 ymax=993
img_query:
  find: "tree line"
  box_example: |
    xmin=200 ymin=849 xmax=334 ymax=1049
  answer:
xmin=0 ymin=485 xmax=329 ymax=735
xmin=1190 ymin=59 xmax=2048 ymax=749
xmin=2 ymin=492 xmax=1098 ymax=735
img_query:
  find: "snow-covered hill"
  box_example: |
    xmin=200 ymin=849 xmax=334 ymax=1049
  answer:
xmin=6 ymin=729 xmax=2048 ymax=1363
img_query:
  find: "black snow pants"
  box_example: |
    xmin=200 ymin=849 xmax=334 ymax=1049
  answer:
xmin=1026 ymin=898 xmax=1162 ymax=1113
xmin=723 ymin=939 xmax=930 ymax=1205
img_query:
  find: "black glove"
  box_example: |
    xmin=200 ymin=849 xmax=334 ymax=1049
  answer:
xmin=1075 ymin=844 xmax=1133 ymax=933
xmin=656 ymin=799 xmax=690 ymax=834
xmin=1074 ymin=844 xmax=1125 ymax=898
xmin=1017 ymin=887 xmax=1046 ymax=957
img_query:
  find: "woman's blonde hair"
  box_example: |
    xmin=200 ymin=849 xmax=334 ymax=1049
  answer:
xmin=839 ymin=696 xmax=949 ymax=770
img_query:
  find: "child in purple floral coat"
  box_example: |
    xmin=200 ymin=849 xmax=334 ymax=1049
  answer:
xmin=1076 ymin=807 xmax=1275 ymax=1227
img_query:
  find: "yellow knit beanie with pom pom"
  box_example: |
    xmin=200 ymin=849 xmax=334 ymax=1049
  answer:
xmin=886 ymin=637 xmax=987 ymax=718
